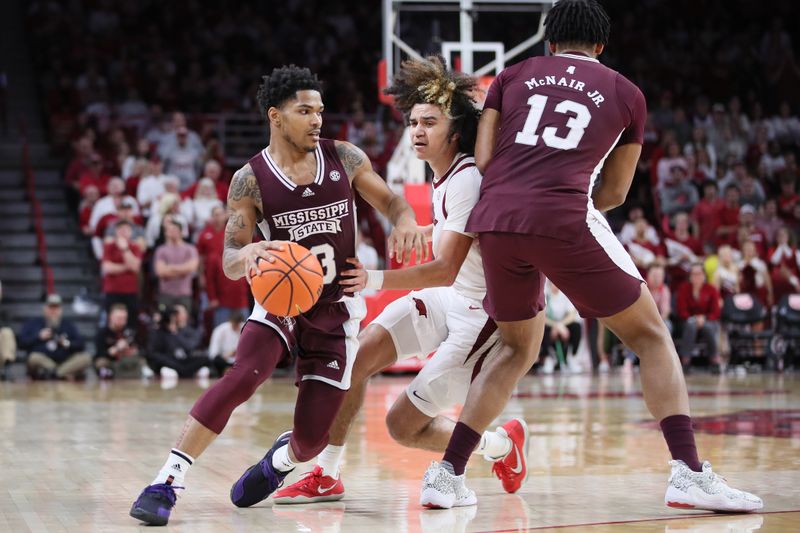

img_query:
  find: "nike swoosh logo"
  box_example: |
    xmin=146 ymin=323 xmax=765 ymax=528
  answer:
xmin=510 ymin=446 xmax=524 ymax=475
xmin=412 ymin=389 xmax=431 ymax=403
xmin=318 ymin=483 xmax=338 ymax=494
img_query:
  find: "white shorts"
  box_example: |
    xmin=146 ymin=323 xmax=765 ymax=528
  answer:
xmin=372 ymin=287 xmax=502 ymax=417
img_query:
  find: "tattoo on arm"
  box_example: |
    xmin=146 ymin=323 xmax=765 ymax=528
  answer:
xmin=227 ymin=164 xmax=263 ymax=204
xmin=336 ymin=142 xmax=366 ymax=177
xmin=222 ymin=165 xmax=261 ymax=279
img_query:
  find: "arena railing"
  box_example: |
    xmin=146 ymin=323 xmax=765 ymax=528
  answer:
xmin=18 ymin=120 xmax=54 ymax=295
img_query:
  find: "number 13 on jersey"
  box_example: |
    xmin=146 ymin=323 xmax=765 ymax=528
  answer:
xmin=514 ymin=94 xmax=592 ymax=150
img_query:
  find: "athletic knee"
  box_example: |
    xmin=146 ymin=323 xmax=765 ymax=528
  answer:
xmin=354 ymin=325 xmax=396 ymax=379
xmin=385 ymin=405 xmax=418 ymax=445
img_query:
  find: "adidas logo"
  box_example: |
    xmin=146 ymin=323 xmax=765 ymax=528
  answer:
xmin=172 ymin=463 xmax=182 ymax=472
xmin=326 ymin=360 xmax=340 ymax=370
xmin=302 ymin=187 xmax=315 ymax=197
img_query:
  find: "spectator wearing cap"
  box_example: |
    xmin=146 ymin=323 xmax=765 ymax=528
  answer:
xmin=18 ymin=295 xmax=91 ymax=380
xmin=101 ymin=219 xmax=143 ymax=325
xmin=157 ymin=112 xmax=203 ymax=160
xmin=104 ymin=200 xmax=146 ymax=250
xmin=94 ymin=304 xmax=143 ymax=379
xmin=93 ymin=198 xmax=145 ymax=259
xmin=162 ymin=125 xmax=203 ymax=191
xmin=154 ymin=218 xmax=198 ymax=312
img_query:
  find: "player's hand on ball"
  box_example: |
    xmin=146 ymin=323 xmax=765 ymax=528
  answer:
xmin=339 ymin=258 xmax=367 ymax=293
xmin=389 ymin=220 xmax=429 ymax=265
xmin=243 ymin=241 xmax=286 ymax=283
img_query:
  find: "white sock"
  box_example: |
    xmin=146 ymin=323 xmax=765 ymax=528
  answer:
xmin=271 ymin=444 xmax=296 ymax=473
xmin=152 ymin=448 xmax=194 ymax=487
xmin=316 ymin=445 xmax=345 ymax=478
xmin=474 ymin=430 xmax=512 ymax=460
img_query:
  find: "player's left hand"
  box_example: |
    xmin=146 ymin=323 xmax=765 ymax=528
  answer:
xmin=389 ymin=220 xmax=429 ymax=265
xmin=339 ymin=258 xmax=367 ymax=293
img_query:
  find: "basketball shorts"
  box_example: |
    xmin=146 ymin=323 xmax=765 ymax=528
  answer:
xmin=247 ymin=296 xmax=366 ymax=390
xmin=479 ymin=209 xmax=644 ymax=321
xmin=372 ymin=286 xmax=502 ymax=418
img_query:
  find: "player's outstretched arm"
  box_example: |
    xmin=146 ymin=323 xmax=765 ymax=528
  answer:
xmin=475 ymin=108 xmax=501 ymax=173
xmin=591 ymin=143 xmax=642 ymax=212
xmin=340 ymin=230 xmax=472 ymax=293
xmin=336 ymin=140 xmax=427 ymax=265
xmin=222 ymin=164 xmax=285 ymax=281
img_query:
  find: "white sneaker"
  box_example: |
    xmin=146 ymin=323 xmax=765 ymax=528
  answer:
xmin=196 ymin=366 xmax=210 ymax=379
xmin=598 ymin=361 xmax=610 ymax=373
xmin=665 ymin=460 xmax=763 ymax=512
xmin=420 ymin=462 xmax=477 ymax=509
xmin=567 ymin=355 xmax=583 ymax=373
xmin=541 ymin=357 xmax=555 ymax=374
xmin=141 ymin=366 xmax=154 ymax=379
xmin=160 ymin=367 xmax=179 ymax=379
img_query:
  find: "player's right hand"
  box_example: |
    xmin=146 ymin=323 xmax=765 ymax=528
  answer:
xmin=242 ymin=241 xmax=286 ymax=284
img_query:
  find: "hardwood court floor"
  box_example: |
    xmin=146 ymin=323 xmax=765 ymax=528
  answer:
xmin=1 ymin=371 xmax=798 ymax=532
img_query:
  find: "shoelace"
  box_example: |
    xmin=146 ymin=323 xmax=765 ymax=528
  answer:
xmin=295 ymin=469 xmax=325 ymax=490
xmin=143 ymin=484 xmax=184 ymax=506
xmin=492 ymin=460 xmax=514 ymax=480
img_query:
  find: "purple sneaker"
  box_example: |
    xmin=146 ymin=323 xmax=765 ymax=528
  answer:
xmin=129 ymin=483 xmax=182 ymax=526
xmin=230 ymin=430 xmax=293 ymax=508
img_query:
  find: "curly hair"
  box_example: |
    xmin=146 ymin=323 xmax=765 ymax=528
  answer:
xmin=544 ymin=0 xmax=610 ymax=47
xmin=256 ymin=65 xmax=322 ymax=119
xmin=384 ymin=55 xmax=480 ymax=154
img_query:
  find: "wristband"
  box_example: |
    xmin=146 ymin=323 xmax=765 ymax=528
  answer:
xmin=365 ymin=270 xmax=384 ymax=291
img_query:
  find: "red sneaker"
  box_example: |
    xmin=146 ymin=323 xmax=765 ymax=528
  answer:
xmin=491 ymin=418 xmax=529 ymax=493
xmin=273 ymin=465 xmax=345 ymax=504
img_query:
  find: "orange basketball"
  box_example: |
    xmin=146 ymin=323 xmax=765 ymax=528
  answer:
xmin=251 ymin=242 xmax=324 ymax=317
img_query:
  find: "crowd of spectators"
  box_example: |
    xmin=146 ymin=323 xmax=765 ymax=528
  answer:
xmin=6 ymin=0 xmax=798 ymax=380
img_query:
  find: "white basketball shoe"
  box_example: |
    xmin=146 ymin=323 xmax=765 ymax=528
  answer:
xmin=665 ymin=460 xmax=763 ymax=512
xmin=420 ymin=462 xmax=477 ymax=509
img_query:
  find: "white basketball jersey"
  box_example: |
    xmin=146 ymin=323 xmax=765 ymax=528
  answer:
xmin=431 ymin=153 xmax=486 ymax=301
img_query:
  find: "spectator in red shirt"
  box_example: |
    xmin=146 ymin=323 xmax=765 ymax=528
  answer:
xmin=205 ymin=255 xmax=250 ymax=328
xmin=79 ymin=185 xmax=100 ymax=236
xmin=196 ymin=205 xmax=226 ymax=274
xmin=78 ymin=153 xmax=112 ymax=196
xmin=676 ymin=263 xmax=722 ymax=371
xmin=735 ymin=204 xmax=768 ymax=258
xmin=101 ymin=220 xmax=144 ymax=327
xmin=64 ymin=135 xmax=95 ymax=210
xmin=716 ymin=184 xmax=741 ymax=246
xmin=691 ymin=180 xmax=724 ymax=252
xmin=626 ymin=218 xmax=664 ymax=277
xmin=777 ymin=174 xmax=800 ymax=221
xmin=768 ymin=226 xmax=800 ymax=303
xmin=665 ymin=212 xmax=703 ymax=288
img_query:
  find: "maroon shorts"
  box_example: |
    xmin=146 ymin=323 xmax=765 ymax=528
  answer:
xmin=479 ymin=219 xmax=644 ymax=321
xmin=247 ymin=297 xmax=366 ymax=390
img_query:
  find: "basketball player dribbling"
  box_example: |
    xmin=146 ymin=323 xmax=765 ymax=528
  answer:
xmin=271 ymin=56 xmax=529 ymax=509
xmin=433 ymin=0 xmax=762 ymax=512
xmin=130 ymin=65 xmax=427 ymax=526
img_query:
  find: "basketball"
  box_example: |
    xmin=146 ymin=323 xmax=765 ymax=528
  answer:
xmin=250 ymin=242 xmax=325 ymax=317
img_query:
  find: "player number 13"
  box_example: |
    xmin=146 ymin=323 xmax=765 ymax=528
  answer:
xmin=514 ymin=94 xmax=591 ymax=150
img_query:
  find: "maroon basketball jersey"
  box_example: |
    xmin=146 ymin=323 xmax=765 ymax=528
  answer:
xmin=467 ymin=52 xmax=647 ymax=240
xmin=248 ymin=139 xmax=356 ymax=304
